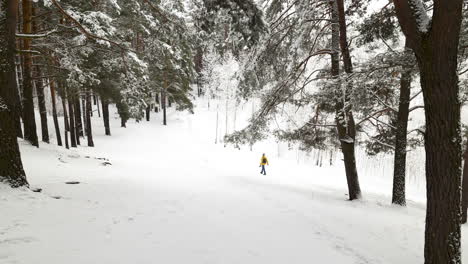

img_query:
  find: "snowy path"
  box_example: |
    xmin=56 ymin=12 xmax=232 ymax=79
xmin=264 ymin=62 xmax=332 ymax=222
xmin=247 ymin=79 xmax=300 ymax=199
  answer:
xmin=1 ymin=106 xmax=466 ymax=264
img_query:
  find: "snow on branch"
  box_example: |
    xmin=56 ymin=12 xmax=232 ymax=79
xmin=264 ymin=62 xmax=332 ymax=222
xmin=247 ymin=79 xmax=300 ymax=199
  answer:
xmin=49 ymin=0 xmax=130 ymax=52
xmin=408 ymin=0 xmax=430 ymax=33
xmin=16 ymin=29 xmax=58 ymax=39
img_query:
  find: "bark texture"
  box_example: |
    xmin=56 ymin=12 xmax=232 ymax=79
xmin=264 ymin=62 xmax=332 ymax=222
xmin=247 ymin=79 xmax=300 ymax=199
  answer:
xmin=101 ymin=98 xmax=111 ymax=136
xmin=85 ymin=89 xmax=94 ymax=147
xmin=49 ymin=80 xmax=62 ymax=146
xmin=146 ymin=105 xmax=151 ymax=121
xmin=21 ymin=0 xmax=39 ymax=147
xmin=0 ymin=0 xmax=28 ymax=187
xmin=462 ymin=143 xmax=468 ymax=224
xmin=32 ymin=5 xmax=49 ymax=143
xmin=392 ymin=44 xmax=412 ymax=206
xmin=61 ymin=93 xmax=70 ymax=149
xmin=334 ymin=0 xmax=361 ymax=200
xmin=67 ymin=92 xmax=77 ymax=148
xmin=393 ymin=1 xmax=464 ymax=263
xmin=74 ymin=95 xmax=83 ymax=138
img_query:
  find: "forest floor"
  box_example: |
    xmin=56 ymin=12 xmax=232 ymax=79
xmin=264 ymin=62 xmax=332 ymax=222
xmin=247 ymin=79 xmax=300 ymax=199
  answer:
xmin=1 ymin=101 xmax=467 ymax=264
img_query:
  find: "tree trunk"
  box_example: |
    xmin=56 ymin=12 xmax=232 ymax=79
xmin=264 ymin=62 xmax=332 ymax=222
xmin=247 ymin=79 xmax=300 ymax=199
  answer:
xmin=85 ymin=89 xmax=94 ymax=147
xmin=14 ymin=86 xmax=23 ymax=138
xmin=155 ymin=93 xmax=159 ymax=112
xmin=21 ymin=0 xmax=38 ymax=147
xmin=67 ymin=92 xmax=77 ymax=148
xmin=333 ymin=0 xmax=361 ymax=200
xmin=49 ymin=80 xmax=62 ymax=146
xmin=0 ymin=0 xmax=28 ymax=187
xmin=462 ymin=142 xmax=468 ymax=224
xmin=31 ymin=4 xmax=49 ymax=144
xmin=146 ymin=105 xmax=151 ymax=121
xmin=102 ymin=98 xmax=111 ymax=136
xmin=392 ymin=44 xmax=412 ymax=206
xmin=419 ymin=50 xmax=462 ymax=264
xmin=96 ymin=95 xmax=101 ymax=118
xmin=34 ymin=68 xmax=49 ymax=143
xmin=393 ymin=1 xmax=464 ymax=263
xmin=162 ymin=91 xmax=167 ymax=126
xmin=81 ymin=96 xmax=87 ymax=135
xmin=13 ymin=55 xmax=23 ymax=138
xmin=74 ymin=96 xmax=83 ymax=137
xmin=61 ymin=94 xmax=69 ymax=149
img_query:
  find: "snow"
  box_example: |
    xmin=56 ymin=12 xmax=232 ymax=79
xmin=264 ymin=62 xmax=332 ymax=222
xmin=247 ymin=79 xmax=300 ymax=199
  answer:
xmin=1 ymin=100 xmax=467 ymax=264
xmin=408 ymin=0 xmax=430 ymax=33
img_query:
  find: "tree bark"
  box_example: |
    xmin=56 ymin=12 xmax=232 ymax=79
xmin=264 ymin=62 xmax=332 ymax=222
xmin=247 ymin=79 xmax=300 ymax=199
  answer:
xmin=14 ymin=86 xmax=23 ymax=138
xmin=162 ymin=90 xmax=167 ymax=126
xmin=392 ymin=44 xmax=412 ymax=206
xmin=85 ymin=89 xmax=94 ymax=147
xmin=74 ymin=96 xmax=83 ymax=138
xmin=31 ymin=4 xmax=49 ymax=144
xmin=462 ymin=142 xmax=468 ymax=224
xmin=0 ymin=0 xmax=28 ymax=187
xmin=101 ymin=98 xmax=111 ymax=136
xmin=21 ymin=0 xmax=38 ymax=147
xmin=13 ymin=55 xmax=22 ymax=139
xmin=96 ymin=95 xmax=101 ymax=117
xmin=49 ymin=80 xmax=62 ymax=146
xmin=393 ymin=1 xmax=464 ymax=263
xmin=81 ymin=96 xmax=87 ymax=135
xmin=146 ymin=105 xmax=151 ymax=121
xmin=34 ymin=68 xmax=49 ymax=143
xmin=67 ymin=92 xmax=77 ymax=148
xmin=155 ymin=93 xmax=159 ymax=113
xmin=61 ymin=94 xmax=70 ymax=149
xmin=334 ymin=0 xmax=361 ymax=200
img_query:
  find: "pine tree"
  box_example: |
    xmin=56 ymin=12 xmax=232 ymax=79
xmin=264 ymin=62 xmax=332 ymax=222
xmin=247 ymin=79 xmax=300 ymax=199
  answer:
xmin=0 ymin=0 xmax=28 ymax=187
xmin=393 ymin=1 xmax=464 ymax=263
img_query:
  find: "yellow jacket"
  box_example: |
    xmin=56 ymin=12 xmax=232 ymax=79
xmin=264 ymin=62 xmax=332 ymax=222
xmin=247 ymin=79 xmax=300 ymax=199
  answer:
xmin=260 ymin=156 xmax=269 ymax=166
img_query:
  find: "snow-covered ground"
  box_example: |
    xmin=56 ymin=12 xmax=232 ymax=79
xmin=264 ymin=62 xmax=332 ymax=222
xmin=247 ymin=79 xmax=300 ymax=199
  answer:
xmin=1 ymin=100 xmax=467 ymax=264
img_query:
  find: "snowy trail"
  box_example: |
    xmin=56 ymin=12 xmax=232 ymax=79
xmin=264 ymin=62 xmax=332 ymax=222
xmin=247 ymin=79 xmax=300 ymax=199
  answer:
xmin=0 ymin=105 xmax=466 ymax=264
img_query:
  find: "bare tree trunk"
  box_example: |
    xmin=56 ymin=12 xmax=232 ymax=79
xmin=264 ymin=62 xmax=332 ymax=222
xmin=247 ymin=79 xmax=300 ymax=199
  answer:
xmin=0 ymin=0 xmax=28 ymax=187
xmin=101 ymin=98 xmax=111 ymax=136
xmin=146 ymin=105 xmax=151 ymax=121
xmin=462 ymin=142 xmax=468 ymax=224
xmin=96 ymin=95 xmax=101 ymax=117
xmin=14 ymin=84 xmax=23 ymax=138
xmin=49 ymin=80 xmax=62 ymax=146
xmin=393 ymin=1 xmax=464 ymax=262
xmin=34 ymin=68 xmax=49 ymax=143
xmin=81 ymin=95 xmax=87 ymax=135
xmin=155 ymin=93 xmax=159 ymax=112
xmin=85 ymin=89 xmax=94 ymax=147
xmin=13 ymin=55 xmax=23 ymax=138
xmin=392 ymin=43 xmax=412 ymax=206
xmin=31 ymin=4 xmax=49 ymax=144
xmin=61 ymin=94 xmax=70 ymax=149
xmin=74 ymin=95 xmax=83 ymax=138
xmin=67 ymin=92 xmax=77 ymax=148
xmin=21 ymin=0 xmax=38 ymax=147
xmin=162 ymin=90 xmax=167 ymax=126
xmin=333 ymin=0 xmax=361 ymax=200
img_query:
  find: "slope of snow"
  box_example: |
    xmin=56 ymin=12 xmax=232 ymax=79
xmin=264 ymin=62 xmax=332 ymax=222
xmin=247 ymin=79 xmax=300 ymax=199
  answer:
xmin=0 ymin=100 xmax=466 ymax=264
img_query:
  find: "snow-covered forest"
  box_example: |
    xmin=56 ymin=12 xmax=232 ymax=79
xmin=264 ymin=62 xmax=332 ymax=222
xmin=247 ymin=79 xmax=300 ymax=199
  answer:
xmin=1 ymin=0 xmax=467 ymax=263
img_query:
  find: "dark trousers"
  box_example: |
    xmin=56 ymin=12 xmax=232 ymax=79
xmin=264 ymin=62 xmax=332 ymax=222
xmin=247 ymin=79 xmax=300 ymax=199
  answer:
xmin=260 ymin=165 xmax=266 ymax=175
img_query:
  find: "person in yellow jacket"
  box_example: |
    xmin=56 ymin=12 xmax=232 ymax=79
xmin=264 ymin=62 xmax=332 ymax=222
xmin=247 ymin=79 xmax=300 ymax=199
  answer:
xmin=259 ymin=153 xmax=269 ymax=175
